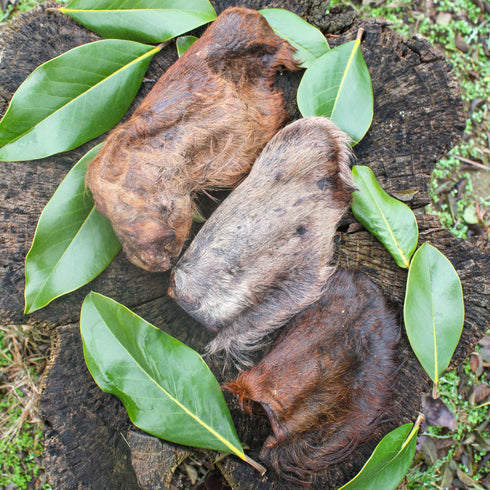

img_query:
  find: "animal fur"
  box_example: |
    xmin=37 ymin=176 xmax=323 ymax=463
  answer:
xmin=86 ymin=7 xmax=299 ymax=272
xmin=168 ymin=117 xmax=355 ymax=366
xmin=225 ymin=269 xmax=401 ymax=483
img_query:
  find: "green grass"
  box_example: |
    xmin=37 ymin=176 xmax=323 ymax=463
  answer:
xmin=0 ymin=325 xmax=52 ymax=489
xmin=0 ymin=423 xmax=45 ymax=489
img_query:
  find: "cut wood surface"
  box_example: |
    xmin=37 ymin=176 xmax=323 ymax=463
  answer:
xmin=0 ymin=1 xmax=487 ymax=489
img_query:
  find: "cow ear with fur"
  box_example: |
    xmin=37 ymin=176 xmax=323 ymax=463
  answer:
xmin=225 ymin=269 xmax=401 ymax=483
xmin=86 ymin=7 xmax=300 ymax=272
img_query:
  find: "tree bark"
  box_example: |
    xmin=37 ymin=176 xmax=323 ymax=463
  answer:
xmin=0 ymin=1 xmax=486 ymax=489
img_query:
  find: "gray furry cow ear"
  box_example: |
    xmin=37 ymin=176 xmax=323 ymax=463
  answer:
xmin=168 ymin=116 xmax=355 ymax=367
xmin=224 ymin=270 xmax=401 ymax=483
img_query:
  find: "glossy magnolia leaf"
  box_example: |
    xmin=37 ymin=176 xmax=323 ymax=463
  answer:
xmin=0 ymin=40 xmax=160 ymax=162
xmin=404 ymin=243 xmax=464 ymax=385
xmin=297 ymin=39 xmax=373 ymax=143
xmin=176 ymin=36 xmax=198 ymax=57
xmin=259 ymin=8 xmax=329 ymax=68
xmin=351 ymin=166 xmax=418 ymax=268
xmin=339 ymin=423 xmax=419 ymax=489
xmin=80 ymin=292 xmax=246 ymax=458
xmin=24 ymin=144 xmax=121 ymax=314
xmin=192 ymin=208 xmax=207 ymax=223
xmin=60 ymin=0 xmax=216 ymax=44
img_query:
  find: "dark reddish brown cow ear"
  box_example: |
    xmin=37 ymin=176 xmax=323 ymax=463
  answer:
xmin=225 ymin=269 xmax=401 ymax=483
xmin=222 ymin=379 xmax=254 ymax=414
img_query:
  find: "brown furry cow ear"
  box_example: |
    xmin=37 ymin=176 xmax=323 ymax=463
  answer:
xmin=225 ymin=269 xmax=401 ymax=483
xmin=86 ymin=7 xmax=299 ymax=273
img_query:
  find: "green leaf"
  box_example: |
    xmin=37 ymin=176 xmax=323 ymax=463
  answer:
xmin=80 ymin=292 xmax=245 ymax=457
xmin=60 ymin=0 xmax=216 ymax=44
xmin=258 ymin=8 xmax=329 ymax=68
xmin=351 ymin=166 xmax=418 ymax=268
xmin=0 ymin=40 xmax=161 ymax=162
xmin=339 ymin=423 xmax=419 ymax=489
xmin=297 ymin=39 xmax=373 ymax=143
xmin=404 ymin=243 xmax=465 ymax=385
xmin=192 ymin=208 xmax=207 ymax=223
xmin=176 ymin=36 xmax=198 ymax=57
xmin=24 ymin=144 xmax=121 ymax=314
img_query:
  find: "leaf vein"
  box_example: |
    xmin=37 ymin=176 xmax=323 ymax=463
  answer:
xmin=95 ymin=309 xmax=245 ymax=459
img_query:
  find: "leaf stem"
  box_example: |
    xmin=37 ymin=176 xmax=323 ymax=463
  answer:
xmin=401 ymin=413 xmax=424 ymax=451
xmin=156 ymin=41 xmax=171 ymax=50
xmin=45 ymin=8 xmax=60 ymax=14
xmin=356 ymin=28 xmax=365 ymax=42
xmin=432 ymin=382 xmax=438 ymax=399
xmin=453 ymin=154 xmax=490 ymax=171
xmin=414 ymin=413 xmax=425 ymax=430
xmin=244 ymin=454 xmax=267 ymax=475
xmin=475 ymin=401 xmax=490 ymax=408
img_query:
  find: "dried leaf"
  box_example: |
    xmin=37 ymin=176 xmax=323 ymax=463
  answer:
xmin=461 ymin=449 xmax=472 ymax=474
xmin=441 ymin=462 xmax=454 ymax=488
xmin=195 ymin=471 xmax=229 ymax=490
xmin=459 ymin=369 xmax=473 ymax=400
xmin=435 ymin=437 xmax=457 ymax=457
xmin=390 ymin=189 xmax=419 ymax=202
xmin=419 ymin=435 xmax=438 ymax=465
xmin=479 ymin=344 xmax=490 ymax=364
xmin=456 ymin=467 xmax=485 ymax=489
xmin=472 ymin=431 xmax=490 ymax=452
xmin=479 ymin=333 xmax=490 ymax=348
xmin=476 ymin=419 xmax=489 ymax=433
xmin=435 ymin=12 xmax=452 ymax=25
xmin=422 ymin=394 xmax=458 ymax=430
xmin=455 ymin=35 xmax=471 ymax=53
xmin=472 ymin=383 xmax=490 ymax=404
xmin=482 ymin=473 xmax=490 ymax=490
xmin=470 ymin=353 xmax=484 ymax=378
xmin=463 ymin=205 xmax=479 ymax=224
xmin=185 ymin=464 xmax=199 ymax=485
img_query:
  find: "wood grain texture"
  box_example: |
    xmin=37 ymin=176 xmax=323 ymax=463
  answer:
xmin=0 ymin=1 xmax=486 ymax=489
xmin=128 ymin=431 xmax=190 ymax=490
xmin=40 ymin=324 xmax=139 ymax=489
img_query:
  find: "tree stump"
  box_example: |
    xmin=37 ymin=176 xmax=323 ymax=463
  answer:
xmin=0 ymin=1 xmax=487 ymax=489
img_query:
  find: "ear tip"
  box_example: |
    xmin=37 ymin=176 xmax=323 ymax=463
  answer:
xmin=223 ymin=378 xmax=255 ymax=414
